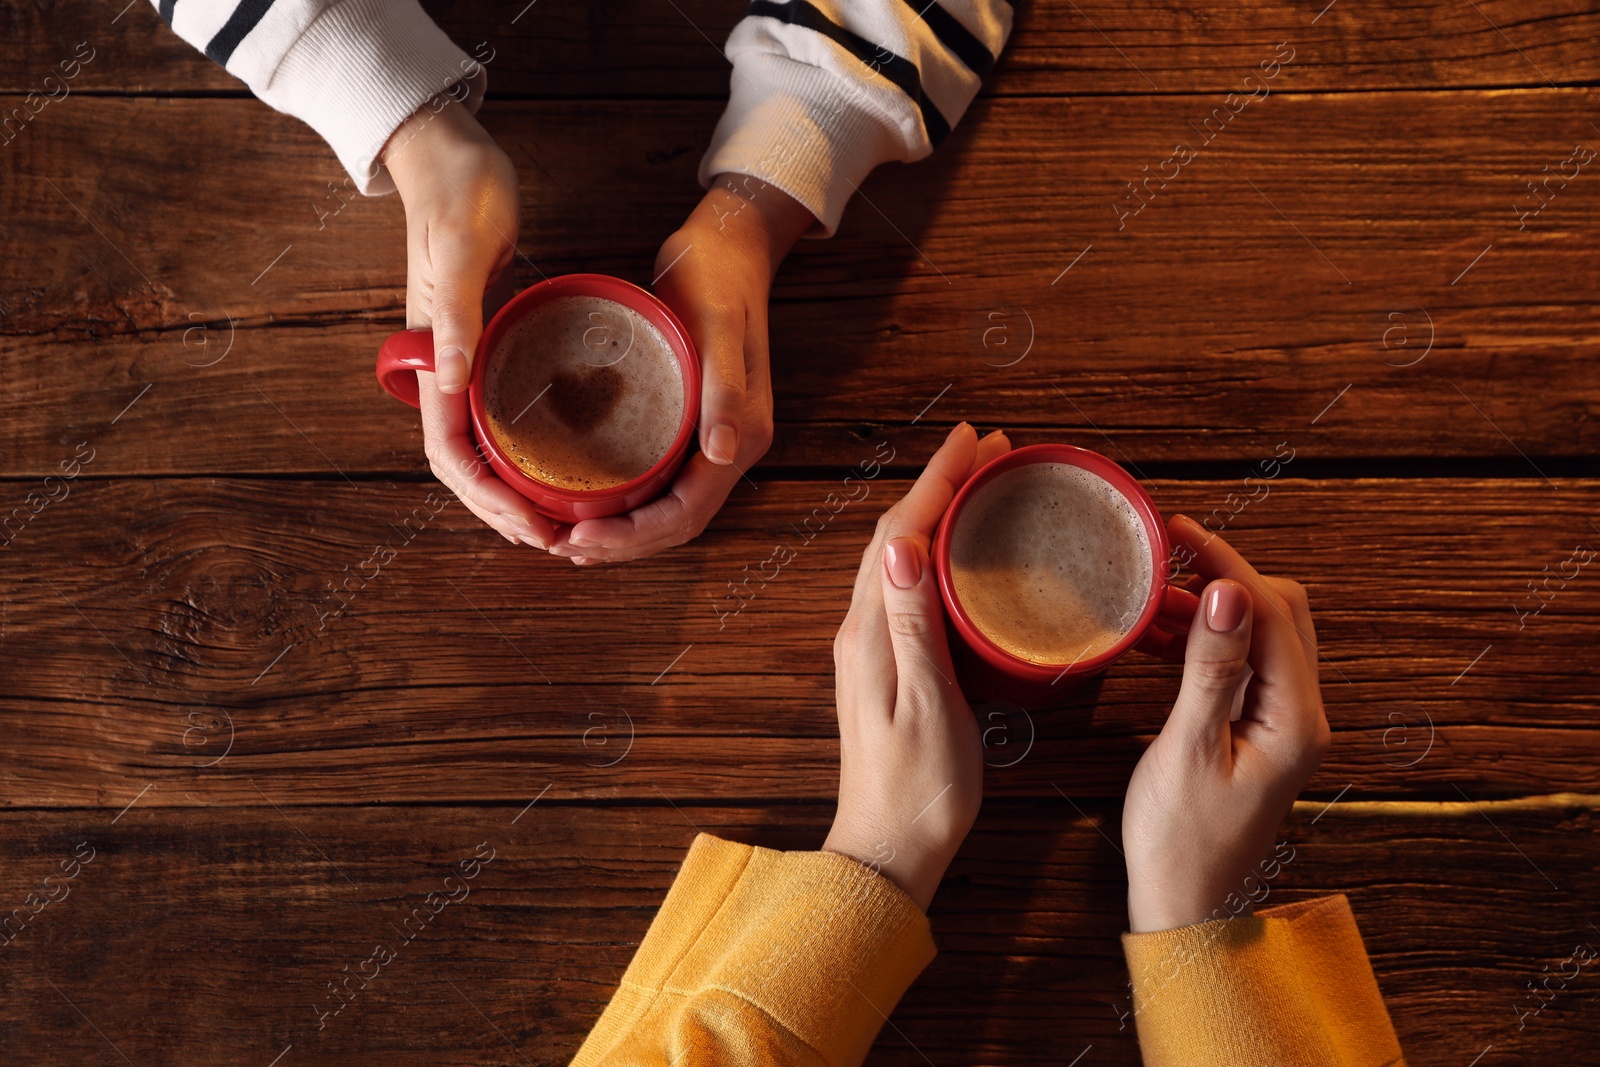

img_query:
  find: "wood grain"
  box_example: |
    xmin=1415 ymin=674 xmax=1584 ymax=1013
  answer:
xmin=6 ymin=4 xmax=1600 ymax=1063
xmin=3 ymin=93 xmax=1597 ymax=475
xmin=1 ymin=476 xmax=1595 ymax=806
xmin=0 ymin=800 xmax=1594 ymax=1066
xmin=8 ymin=0 xmax=1600 ymax=97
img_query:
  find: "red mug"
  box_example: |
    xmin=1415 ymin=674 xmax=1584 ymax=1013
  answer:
xmin=376 ymin=274 xmax=700 ymax=524
xmin=932 ymin=444 xmax=1199 ymax=709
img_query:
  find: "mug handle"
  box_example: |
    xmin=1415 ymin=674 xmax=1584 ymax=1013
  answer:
xmin=376 ymin=328 xmax=436 ymax=408
xmin=1134 ymin=583 xmax=1202 ymax=663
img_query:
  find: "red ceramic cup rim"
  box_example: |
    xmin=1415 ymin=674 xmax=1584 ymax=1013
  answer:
xmin=935 ymin=443 xmax=1171 ymax=678
xmin=467 ymin=274 xmax=699 ymax=507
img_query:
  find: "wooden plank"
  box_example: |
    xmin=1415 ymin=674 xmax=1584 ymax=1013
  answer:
xmin=2 ymin=477 xmax=1596 ymax=806
xmin=9 ymin=0 xmax=1600 ymax=96
xmin=4 ymin=92 xmax=1597 ymax=474
xmin=0 ymin=800 xmax=1594 ymax=1065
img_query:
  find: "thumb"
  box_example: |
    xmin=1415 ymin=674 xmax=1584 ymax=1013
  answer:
xmin=695 ymin=308 xmax=746 ymax=466
xmin=427 ymin=239 xmax=496 ymax=394
xmin=880 ymin=536 xmax=961 ymax=711
xmin=1166 ymin=579 xmax=1254 ymax=745
xmin=653 ymin=237 xmax=746 ymax=466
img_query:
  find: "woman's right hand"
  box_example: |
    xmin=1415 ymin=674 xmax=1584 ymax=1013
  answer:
xmin=1121 ymin=515 xmax=1331 ymax=933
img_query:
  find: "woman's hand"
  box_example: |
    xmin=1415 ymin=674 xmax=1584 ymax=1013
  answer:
xmin=547 ymin=175 xmax=814 ymax=563
xmin=823 ymin=422 xmax=1012 ymax=911
xmin=383 ymin=94 xmax=556 ymax=549
xmin=1122 ymin=515 xmax=1331 ymax=933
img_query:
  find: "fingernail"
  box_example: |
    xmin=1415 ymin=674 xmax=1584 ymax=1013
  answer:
xmin=707 ymin=423 xmax=738 ymax=464
xmin=884 ymin=537 xmax=923 ymax=589
xmin=1207 ymin=582 xmax=1247 ymax=633
xmin=943 ymin=421 xmax=972 ymax=445
xmin=436 ymin=347 xmax=469 ymax=392
xmin=500 ymin=530 xmax=517 ymax=545
xmin=572 ymin=556 xmax=591 ymax=566
xmin=568 ymin=535 xmax=597 ymax=549
xmin=500 ymin=517 xmax=545 ymax=549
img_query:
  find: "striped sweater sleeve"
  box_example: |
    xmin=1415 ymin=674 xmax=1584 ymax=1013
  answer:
xmin=150 ymin=0 xmax=488 ymax=194
xmin=700 ymin=0 xmax=1014 ymax=236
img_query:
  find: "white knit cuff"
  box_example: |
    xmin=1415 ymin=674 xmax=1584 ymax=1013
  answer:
xmin=265 ymin=0 xmax=488 ymax=195
xmin=699 ymin=54 xmax=907 ymax=237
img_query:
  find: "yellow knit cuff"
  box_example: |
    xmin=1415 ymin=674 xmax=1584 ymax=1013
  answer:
xmin=575 ymin=834 xmax=936 ymax=1067
xmin=1122 ymin=895 xmax=1405 ymax=1067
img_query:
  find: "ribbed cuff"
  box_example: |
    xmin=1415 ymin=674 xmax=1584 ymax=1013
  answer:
xmin=577 ymin=834 xmax=937 ymax=1067
xmin=699 ymin=54 xmax=907 ymax=237
xmin=718 ymin=839 xmax=936 ymax=1061
xmin=265 ymin=0 xmax=487 ymax=195
xmin=1122 ymin=895 xmax=1405 ymax=1067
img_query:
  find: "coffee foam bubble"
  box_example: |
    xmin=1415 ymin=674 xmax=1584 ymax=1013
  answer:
xmin=483 ymin=295 xmax=684 ymax=491
xmin=949 ymin=462 xmax=1154 ymax=666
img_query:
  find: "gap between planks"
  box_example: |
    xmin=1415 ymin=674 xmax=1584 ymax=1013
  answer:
xmin=9 ymin=793 xmax=1599 ymax=815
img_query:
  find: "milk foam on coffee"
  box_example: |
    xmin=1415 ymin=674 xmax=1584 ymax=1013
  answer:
xmin=484 ymin=295 xmax=684 ymax=491
xmin=949 ymin=462 xmax=1153 ymax=665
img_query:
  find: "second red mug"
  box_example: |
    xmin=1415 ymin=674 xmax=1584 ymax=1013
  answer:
xmin=376 ymin=273 xmax=700 ymax=524
xmin=932 ymin=443 xmax=1199 ymax=709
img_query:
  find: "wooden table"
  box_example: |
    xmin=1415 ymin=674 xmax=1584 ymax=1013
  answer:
xmin=4 ymin=2 xmax=1599 ymax=1063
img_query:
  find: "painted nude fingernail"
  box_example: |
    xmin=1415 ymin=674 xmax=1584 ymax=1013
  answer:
xmin=884 ymin=537 xmax=923 ymax=589
xmin=1206 ymin=582 xmax=1247 ymax=632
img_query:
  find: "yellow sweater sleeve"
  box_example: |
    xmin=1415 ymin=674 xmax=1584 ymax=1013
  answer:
xmin=571 ymin=834 xmax=937 ymax=1067
xmin=1122 ymin=895 xmax=1406 ymax=1067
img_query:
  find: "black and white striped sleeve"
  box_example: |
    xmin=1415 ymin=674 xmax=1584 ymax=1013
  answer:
xmin=151 ymin=0 xmax=488 ymax=194
xmin=699 ymin=0 xmax=1013 ymax=236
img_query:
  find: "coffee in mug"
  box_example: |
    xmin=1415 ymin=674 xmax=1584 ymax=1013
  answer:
xmin=483 ymin=295 xmax=684 ymax=492
xmin=948 ymin=462 xmax=1153 ymax=665
xmin=932 ymin=443 xmax=1198 ymax=709
xmin=375 ymin=273 xmax=700 ymax=524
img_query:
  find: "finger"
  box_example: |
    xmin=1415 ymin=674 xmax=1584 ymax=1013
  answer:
xmin=968 ymin=429 xmax=1011 ymax=479
xmin=1165 ymin=578 xmax=1254 ymax=750
xmin=459 ymin=496 xmax=525 ymax=545
xmin=886 ymin=422 xmax=982 ymax=544
xmin=656 ymin=248 xmax=745 ymax=466
xmin=438 ymin=439 xmax=558 ymax=548
xmin=1263 ymin=575 xmax=1320 ymax=679
xmin=562 ymin=452 xmax=742 ymax=559
xmin=880 ymin=536 xmax=964 ymax=720
xmin=427 ymin=235 xmax=498 ymax=394
xmin=1167 ymin=514 xmax=1308 ymax=693
xmin=1246 ymin=576 xmax=1327 ymax=752
xmin=835 ymin=422 xmax=979 ymax=715
xmin=1138 ymin=624 xmax=1190 ymax=663
xmin=848 ymin=422 xmax=980 ymax=597
xmin=418 ymin=375 xmax=555 ymax=547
